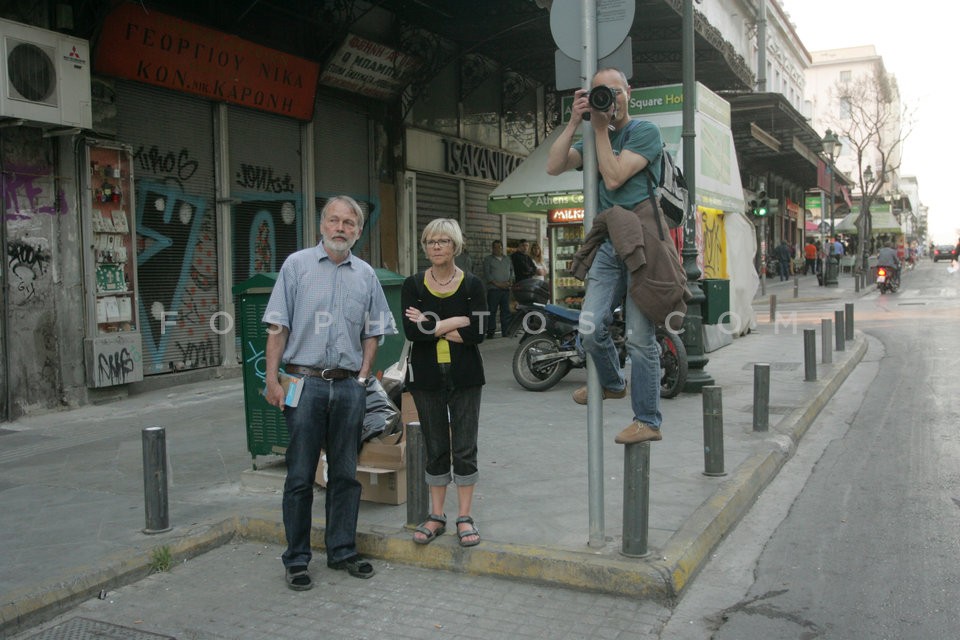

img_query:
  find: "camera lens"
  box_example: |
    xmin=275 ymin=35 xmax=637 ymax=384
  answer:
xmin=588 ymin=85 xmax=615 ymax=111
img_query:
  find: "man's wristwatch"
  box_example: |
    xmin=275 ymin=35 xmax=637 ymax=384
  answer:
xmin=357 ymin=375 xmax=368 ymax=385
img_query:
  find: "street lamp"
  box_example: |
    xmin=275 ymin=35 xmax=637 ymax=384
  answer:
xmin=822 ymin=129 xmax=841 ymax=285
xmin=861 ymin=165 xmax=875 ymax=272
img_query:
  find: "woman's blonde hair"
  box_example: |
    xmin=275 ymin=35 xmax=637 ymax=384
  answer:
xmin=420 ymin=218 xmax=464 ymax=256
xmin=530 ymin=242 xmax=543 ymax=261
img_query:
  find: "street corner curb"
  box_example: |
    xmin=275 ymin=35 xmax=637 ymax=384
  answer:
xmin=657 ymin=448 xmax=788 ymax=599
xmin=656 ymin=332 xmax=867 ymax=600
xmin=0 ymin=518 xmax=237 ymax=637
xmin=242 ymin=515 xmax=673 ymax=600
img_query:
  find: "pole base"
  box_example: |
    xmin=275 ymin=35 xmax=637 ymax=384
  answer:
xmin=702 ymin=471 xmax=727 ymax=477
xmin=142 ymin=526 xmax=172 ymax=535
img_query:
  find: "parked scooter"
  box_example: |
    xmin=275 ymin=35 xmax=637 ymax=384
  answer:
xmin=506 ymin=280 xmax=687 ymax=398
xmin=876 ymin=264 xmax=899 ymax=294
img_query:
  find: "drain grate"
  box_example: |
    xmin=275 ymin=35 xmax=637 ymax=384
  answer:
xmin=24 ymin=617 xmax=175 ymax=640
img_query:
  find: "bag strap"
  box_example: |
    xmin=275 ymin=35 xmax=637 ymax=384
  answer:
xmin=643 ymin=169 xmax=666 ymax=241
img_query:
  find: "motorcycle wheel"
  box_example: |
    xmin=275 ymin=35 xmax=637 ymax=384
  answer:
xmin=657 ymin=328 xmax=688 ymax=399
xmin=512 ymin=335 xmax=572 ymax=391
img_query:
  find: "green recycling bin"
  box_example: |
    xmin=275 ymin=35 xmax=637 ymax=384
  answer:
xmin=701 ymin=278 xmax=730 ymax=325
xmin=234 ymin=272 xmax=288 ymax=466
xmin=372 ymin=268 xmax=405 ymax=376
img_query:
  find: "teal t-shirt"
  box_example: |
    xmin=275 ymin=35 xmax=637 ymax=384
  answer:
xmin=574 ymin=119 xmax=662 ymax=210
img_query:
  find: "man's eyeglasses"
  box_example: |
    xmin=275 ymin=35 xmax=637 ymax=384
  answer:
xmin=427 ymin=238 xmax=453 ymax=248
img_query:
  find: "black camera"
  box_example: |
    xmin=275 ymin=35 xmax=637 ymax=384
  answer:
xmin=582 ymin=85 xmax=616 ymax=121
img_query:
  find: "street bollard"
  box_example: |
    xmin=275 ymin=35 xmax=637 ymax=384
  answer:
xmin=702 ymin=386 xmax=725 ymax=477
xmin=621 ymin=442 xmax=651 ymax=558
xmin=834 ymin=310 xmax=845 ymax=352
xmin=845 ymin=303 xmax=854 ymax=340
xmin=855 ymin=273 xmax=861 ymax=292
xmin=769 ymin=295 xmax=777 ymax=323
xmin=821 ymin=318 xmax=833 ymax=364
xmin=753 ymin=363 xmax=770 ymax=432
xmin=142 ymin=426 xmax=171 ymax=534
xmin=793 ymin=274 xmax=799 ymax=298
xmin=803 ymin=329 xmax=817 ymax=381
xmin=405 ymin=422 xmax=429 ymax=528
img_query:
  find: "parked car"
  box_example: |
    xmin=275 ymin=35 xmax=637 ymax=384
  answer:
xmin=933 ymin=244 xmax=956 ymax=262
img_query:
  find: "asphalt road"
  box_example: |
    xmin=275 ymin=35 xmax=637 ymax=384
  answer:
xmin=662 ymin=259 xmax=960 ymax=639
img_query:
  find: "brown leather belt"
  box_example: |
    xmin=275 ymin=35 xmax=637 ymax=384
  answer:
xmin=285 ymin=365 xmax=358 ymax=380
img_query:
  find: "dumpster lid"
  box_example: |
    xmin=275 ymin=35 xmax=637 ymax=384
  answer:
xmin=232 ymin=272 xmax=279 ymax=295
xmin=374 ymin=268 xmax=406 ymax=285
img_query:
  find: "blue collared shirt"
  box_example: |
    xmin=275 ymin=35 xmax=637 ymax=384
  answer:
xmin=262 ymin=243 xmax=397 ymax=370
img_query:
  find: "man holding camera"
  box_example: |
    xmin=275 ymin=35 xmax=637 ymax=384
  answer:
xmin=546 ymin=67 xmax=665 ymax=445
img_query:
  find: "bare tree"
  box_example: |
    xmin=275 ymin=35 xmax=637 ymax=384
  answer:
xmin=827 ymin=62 xmax=913 ymax=270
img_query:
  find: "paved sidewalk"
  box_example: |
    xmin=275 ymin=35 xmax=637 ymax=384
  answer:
xmin=1 ymin=283 xmax=869 ymax=638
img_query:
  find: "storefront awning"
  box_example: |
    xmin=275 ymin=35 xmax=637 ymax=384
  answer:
xmin=835 ymin=210 xmax=902 ymax=235
xmin=487 ymin=127 xmax=584 ymax=214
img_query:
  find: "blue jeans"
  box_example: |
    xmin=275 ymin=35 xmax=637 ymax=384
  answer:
xmin=580 ymin=240 xmax=662 ymax=428
xmin=410 ymin=384 xmax=482 ymax=486
xmin=281 ymin=376 xmax=365 ymax=568
xmin=486 ymin=288 xmax=511 ymax=336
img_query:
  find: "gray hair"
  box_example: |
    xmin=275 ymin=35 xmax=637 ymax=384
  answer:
xmin=421 ymin=218 xmax=465 ymax=256
xmin=320 ymin=195 xmax=365 ymax=229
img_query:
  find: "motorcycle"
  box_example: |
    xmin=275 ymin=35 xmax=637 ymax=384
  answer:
xmin=876 ymin=265 xmax=899 ymax=294
xmin=506 ymin=281 xmax=688 ymax=398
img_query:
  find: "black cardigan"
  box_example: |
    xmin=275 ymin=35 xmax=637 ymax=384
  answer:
xmin=400 ymin=271 xmax=487 ymax=390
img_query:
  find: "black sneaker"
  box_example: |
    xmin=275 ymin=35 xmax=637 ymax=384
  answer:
xmin=327 ymin=555 xmax=375 ymax=579
xmin=285 ymin=565 xmax=312 ymax=591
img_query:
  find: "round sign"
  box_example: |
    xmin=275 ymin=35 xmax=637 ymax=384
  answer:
xmin=550 ymin=0 xmax=634 ymax=61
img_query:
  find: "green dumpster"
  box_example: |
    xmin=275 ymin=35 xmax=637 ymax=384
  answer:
xmin=372 ymin=268 xmax=405 ymax=376
xmin=234 ymin=273 xmax=288 ymax=466
xmin=701 ymin=278 xmax=730 ymax=325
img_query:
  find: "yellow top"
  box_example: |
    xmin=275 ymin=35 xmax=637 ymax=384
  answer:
xmin=424 ymin=274 xmax=464 ymax=364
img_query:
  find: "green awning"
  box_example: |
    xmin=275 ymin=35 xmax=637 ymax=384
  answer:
xmin=835 ymin=210 xmax=902 ymax=235
xmin=487 ymin=127 xmax=583 ymax=214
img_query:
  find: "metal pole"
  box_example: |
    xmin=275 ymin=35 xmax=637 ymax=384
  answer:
xmin=702 ymin=386 xmax=725 ymax=476
xmin=769 ymin=294 xmax=777 ymax=323
xmin=752 ymin=363 xmax=770 ymax=432
xmin=803 ymin=329 xmax=817 ymax=381
xmin=405 ymin=422 xmax=428 ymax=528
xmin=834 ymin=310 xmax=845 ymax=352
xmin=844 ymin=303 xmax=855 ymax=340
xmin=854 ymin=273 xmax=861 ymax=293
xmin=579 ymin=0 xmax=604 ymax=549
xmin=620 ymin=442 xmax=650 ymax=557
xmin=142 ymin=426 xmax=171 ymax=534
xmin=793 ymin=273 xmax=799 ymax=298
xmin=821 ymin=318 xmax=833 ymax=364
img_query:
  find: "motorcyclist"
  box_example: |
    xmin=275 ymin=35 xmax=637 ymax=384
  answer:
xmin=876 ymin=241 xmax=900 ymax=286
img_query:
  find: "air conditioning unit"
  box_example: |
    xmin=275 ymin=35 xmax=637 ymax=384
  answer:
xmin=0 ymin=17 xmax=91 ymax=129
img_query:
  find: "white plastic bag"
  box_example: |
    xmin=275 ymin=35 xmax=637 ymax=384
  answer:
xmin=380 ymin=340 xmax=410 ymax=397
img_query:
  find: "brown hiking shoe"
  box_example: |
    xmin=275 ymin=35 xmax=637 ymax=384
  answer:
xmin=572 ymin=384 xmax=627 ymax=405
xmin=614 ymin=421 xmax=662 ymax=444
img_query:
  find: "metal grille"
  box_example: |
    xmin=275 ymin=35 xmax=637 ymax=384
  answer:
xmin=414 ymin=174 xmax=459 ymax=272
xmin=463 ymin=182 xmax=499 ymax=275
xmin=24 ymin=616 xmax=175 ymax=639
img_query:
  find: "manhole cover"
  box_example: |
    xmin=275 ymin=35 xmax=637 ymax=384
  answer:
xmin=24 ymin=617 xmax=175 ymax=640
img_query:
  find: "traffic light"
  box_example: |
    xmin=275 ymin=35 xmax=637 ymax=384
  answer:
xmin=748 ymin=199 xmax=759 ymax=215
xmin=756 ymin=191 xmax=769 ymax=217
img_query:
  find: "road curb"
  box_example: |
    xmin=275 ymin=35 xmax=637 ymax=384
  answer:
xmin=656 ymin=334 xmax=867 ymax=598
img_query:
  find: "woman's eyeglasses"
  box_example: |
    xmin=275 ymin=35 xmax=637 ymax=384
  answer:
xmin=427 ymin=238 xmax=453 ymax=247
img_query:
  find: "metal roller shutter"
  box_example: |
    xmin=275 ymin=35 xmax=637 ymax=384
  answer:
xmin=115 ymin=81 xmax=220 ymax=376
xmin=228 ymin=106 xmax=303 ymax=285
xmin=464 ymin=181 xmax=499 ymax=275
xmin=506 ymin=216 xmax=540 ymax=247
xmin=414 ymin=174 xmax=459 ymax=272
xmin=314 ymin=100 xmax=373 ymax=261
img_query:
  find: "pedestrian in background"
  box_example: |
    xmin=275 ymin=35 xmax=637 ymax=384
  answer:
xmin=263 ymin=195 xmax=396 ymax=590
xmin=804 ymin=239 xmax=818 ymax=275
xmin=511 ymin=239 xmax=538 ymax=282
xmin=529 ymin=242 xmax=547 ymax=281
xmin=775 ymin=240 xmax=791 ymax=281
xmin=482 ymin=240 xmax=513 ymax=338
xmin=402 ymin=218 xmax=486 ymax=548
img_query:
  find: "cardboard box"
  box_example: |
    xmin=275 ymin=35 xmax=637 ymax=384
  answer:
xmin=401 ymin=392 xmax=419 ymax=426
xmin=356 ymin=466 xmax=407 ymax=505
xmin=315 ymin=423 xmax=408 ymax=504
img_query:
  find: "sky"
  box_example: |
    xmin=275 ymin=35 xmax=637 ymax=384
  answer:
xmin=781 ymin=0 xmax=956 ymax=244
